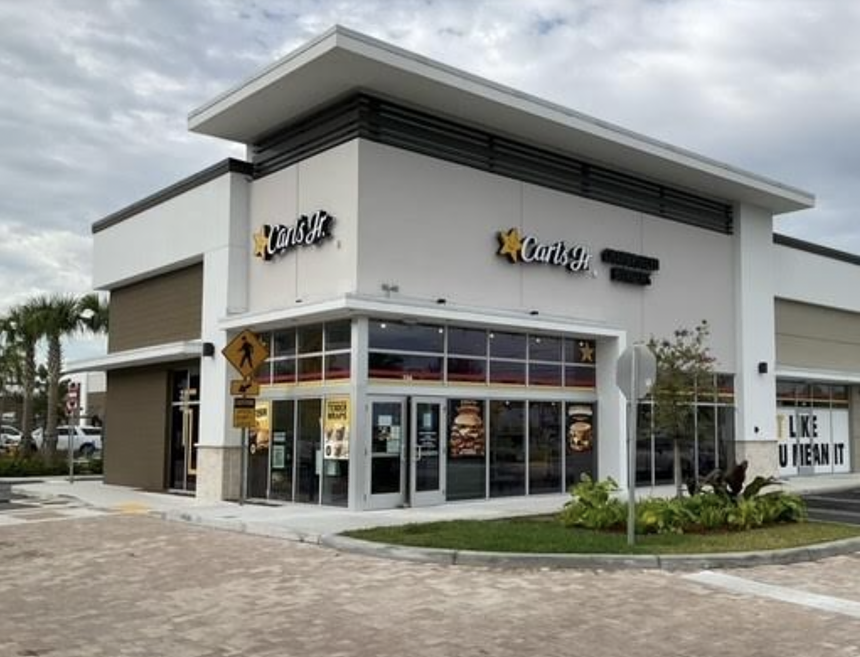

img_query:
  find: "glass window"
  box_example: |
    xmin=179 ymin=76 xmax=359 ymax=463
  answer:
xmin=325 ymin=320 xmax=351 ymax=351
xmin=565 ymin=365 xmax=596 ymax=389
xmin=565 ymin=339 xmax=596 ymax=365
xmin=832 ymin=385 xmax=849 ymax=408
xmin=812 ymin=383 xmax=831 ymax=408
xmin=298 ymin=356 xmax=323 ymax=382
xmin=370 ymin=401 xmax=403 ymax=495
xmin=322 ymin=396 xmax=349 ymax=507
xmin=635 ymin=404 xmax=653 ymax=487
xmin=368 ymin=353 xmax=443 ymax=381
xmin=489 ymin=332 xmax=526 ymax=359
xmin=696 ymin=373 xmax=717 ymax=403
xmin=295 ymin=399 xmax=321 ymax=503
xmin=255 ymin=362 xmax=272 ymax=385
xmin=696 ymin=406 xmax=716 ymax=480
xmin=324 ymin=353 xmax=351 ymax=380
xmin=489 ymin=360 xmax=526 ymax=385
xmin=528 ymin=335 xmax=561 ymax=362
xmin=298 ymin=325 xmax=323 ymax=354
xmin=528 ymin=401 xmax=561 ymax=494
xmin=717 ymin=406 xmax=735 ymax=470
xmin=447 ymin=357 xmax=486 ymax=384
xmin=273 ymin=329 xmax=296 ymax=358
xmin=447 ymin=399 xmax=486 ymax=500
xmin=717 ymin=374 xmax=735 ymax=404
xmin=269 ymin=400 xmax=294 ymax=501
xmin=369 ymin=320 xmax=444 ymax=352
xmin=448 ymin=327 xmax=487 ymax=356
xmin=529 ymin=363 xmax=562 ymax=387
xmin=565 ymin=403 xmax=596 ymax=489
xmin=247 ymin=400 xmax=271 ymax=499
xmin=490 ymin=401 xmax=525 ymax=497
xmin=272 ymin=359 xmax=296 ymax=384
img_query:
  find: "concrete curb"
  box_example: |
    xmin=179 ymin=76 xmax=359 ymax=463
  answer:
xmin=160 ymin=509 xmax=324 ymax=545
xmin=319 ymin=533 xmax=860 ymax=571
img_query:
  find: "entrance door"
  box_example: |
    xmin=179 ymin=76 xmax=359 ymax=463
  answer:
xmin=168 ymin=369 xmax=200 ymax=492
xmin=410 ymin=398 xmax=446 ymax=507
xmin=368 ymin=398 xmax=406 ymax=508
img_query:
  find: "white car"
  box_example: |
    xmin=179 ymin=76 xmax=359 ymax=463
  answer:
xmin=1 ymin=424 xmax=23 ymax=451
xmin=32 ymin=425 xmax=103 ymax=457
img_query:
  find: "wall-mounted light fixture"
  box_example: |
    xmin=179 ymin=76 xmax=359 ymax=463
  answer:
xmin=529 ymin=310 xmax=539 ymax=316
xmin=202 ymin=342 xmax=215 ymax=357
xmin=381 ymin=283 xmax=399 ymax=298
xmin=436 ymin=298 xmax=447 ymax=304
xmin=757 ymin=361 xmax=768 ymax=374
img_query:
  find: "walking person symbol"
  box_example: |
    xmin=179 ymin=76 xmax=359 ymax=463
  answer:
xmin=239 ymin=336 xmax=255 ymax=369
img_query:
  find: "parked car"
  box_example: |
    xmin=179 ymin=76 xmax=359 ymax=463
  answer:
xmin=31 ymin=425 xmax=103 ymax=458
xmin=1 ymin=424 xmax=23 ymax=452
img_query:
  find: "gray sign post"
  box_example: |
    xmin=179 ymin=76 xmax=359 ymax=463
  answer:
xmin=616 ymin=344 xmax=657 ymax=546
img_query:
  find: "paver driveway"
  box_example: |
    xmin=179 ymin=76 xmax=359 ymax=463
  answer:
xmin=1 ymin=514 xmax=858 ymax=657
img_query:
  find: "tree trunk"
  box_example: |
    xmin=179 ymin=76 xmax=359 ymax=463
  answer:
xmin=673 ymin=438 xmax=683 ymax=499
xmin=43 ymin=334 xmax=62 ymax=458
xmin=21 ymin=342 xmax=35 ymax=443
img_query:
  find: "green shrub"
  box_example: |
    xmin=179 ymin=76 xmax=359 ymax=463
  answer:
xmin=636 ymin=497 xmax=696 ymax=534
xmin=559 ymin=475 xmax=626 ymax=530
xmin=559 ymin=476 xmax=807 ymax=535
xmin=0 ymin=454 xmax=102 ymax=477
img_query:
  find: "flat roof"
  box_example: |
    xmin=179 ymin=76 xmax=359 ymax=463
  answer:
xmin=189 ymin=25 xmax=813 ymax=215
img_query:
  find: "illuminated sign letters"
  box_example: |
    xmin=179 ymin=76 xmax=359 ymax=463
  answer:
xmin=253 ymin=210 xmax=334 ymax=261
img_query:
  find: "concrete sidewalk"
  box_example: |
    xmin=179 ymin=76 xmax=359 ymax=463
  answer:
xmin=10 ymin=472 xmax=860 ymax=544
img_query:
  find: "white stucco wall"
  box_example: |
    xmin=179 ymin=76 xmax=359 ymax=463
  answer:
xmin=93 ymin=173 xmax=241 ymax=289
xmin=246 ymin=142 xmax=359 ymax=313
xmin=355 ymin=140 xmax=736 ymax=369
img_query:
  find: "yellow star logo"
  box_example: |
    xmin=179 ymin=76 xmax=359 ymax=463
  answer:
xmin=578 ymin=341 xmax=595 ymax=363
xmin=498 ymin=228 xmax=523 ymax=263
xmin=253 ymin=228 xmax=268 ymax=259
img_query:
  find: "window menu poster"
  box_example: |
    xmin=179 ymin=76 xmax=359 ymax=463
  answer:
xmin=566 ymin=404 xmax=594 ymax=453
xmin=323 ymin=397 xmax=350 ymax=460
xmin=250 ymin=401 xmax=271 ymax=453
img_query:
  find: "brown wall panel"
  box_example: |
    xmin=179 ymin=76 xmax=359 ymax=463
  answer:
xmin=108 ymin=264 xmax=203 ymax=353
xmin=775 ymin=298 xmax=860 ymax=371
xmin=104 ymin=366 xmax=169 ymax=490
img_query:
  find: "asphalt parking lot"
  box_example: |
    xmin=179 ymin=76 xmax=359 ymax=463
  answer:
xmin=1 ymin=512 xmax=859 ymax=657
xmin=805 ymin=487 xmax=860 ymax=525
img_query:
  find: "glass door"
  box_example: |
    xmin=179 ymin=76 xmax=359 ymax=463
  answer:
xmin=168 ymin=369 xmax=199 ymax=492
xmin=369 ymin=397 xmax=406 ymax=508
xmin=410 ymin=398 xmax=446 ymax=507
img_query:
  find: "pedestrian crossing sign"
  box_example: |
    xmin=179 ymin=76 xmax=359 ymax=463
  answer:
xmin=222 ymin=329 xmax=268 ymax=378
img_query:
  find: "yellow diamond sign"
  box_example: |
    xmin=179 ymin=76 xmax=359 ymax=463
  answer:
xmin=222 ymin=329 xmax=268 ymax=378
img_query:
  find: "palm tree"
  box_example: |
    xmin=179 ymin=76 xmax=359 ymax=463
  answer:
xmin=32 ymin=293 xmax=109 ymax=457
xmin=5 ymin=302 xmax=42 ymax=443
xmin=78 ymin=293 xmax=109 ymax=332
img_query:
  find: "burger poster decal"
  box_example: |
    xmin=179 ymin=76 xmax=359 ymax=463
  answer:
xmin=253 ymin=210 xmax=334 ymax=261
xmin=497 ymin=227 xmax=592 ymax=274
xmin=449 ymin=400 xmax=485 ymax=458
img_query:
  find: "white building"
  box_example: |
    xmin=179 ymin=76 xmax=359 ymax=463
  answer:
xmin=69 ymin=27 xmax=860 ymax=508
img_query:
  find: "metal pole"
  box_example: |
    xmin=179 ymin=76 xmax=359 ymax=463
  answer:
xmin=627 ymin=352 xmax=637 ymax=547
xmin=239 ymin=426 xmax=247 ymax=505
xmin=67 ymin=416 xmax=75 ymax=484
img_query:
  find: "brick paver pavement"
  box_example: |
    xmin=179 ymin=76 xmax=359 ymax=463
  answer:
xmin=1 ymin=515 xmax=858 ymax=657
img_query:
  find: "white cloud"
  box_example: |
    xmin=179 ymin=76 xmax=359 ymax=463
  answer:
xmin=2 ymin=0 xmax=859 ymax=349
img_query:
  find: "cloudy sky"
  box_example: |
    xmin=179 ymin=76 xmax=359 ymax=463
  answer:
xmin=1 ymin=0 xmax=858 ymax=359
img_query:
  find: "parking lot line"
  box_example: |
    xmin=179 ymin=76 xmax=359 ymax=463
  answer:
xmin=685 ymin=570 xmax=860 ymax=619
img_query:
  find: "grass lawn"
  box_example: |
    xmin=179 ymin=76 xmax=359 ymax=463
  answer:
xmin=344 ymin=516 xmax=860 ymax=555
